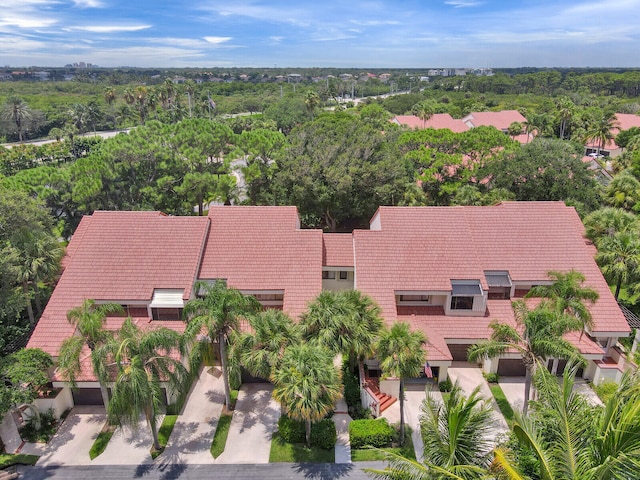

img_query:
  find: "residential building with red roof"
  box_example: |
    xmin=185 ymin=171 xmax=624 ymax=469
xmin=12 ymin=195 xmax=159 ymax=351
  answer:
xmin=585 ymin=112 xmax=640 ymax=158
xmin=391 ymin=114 xmax=469 ymax=133
xmin=28 ymin=202 xmax=632 ymax=410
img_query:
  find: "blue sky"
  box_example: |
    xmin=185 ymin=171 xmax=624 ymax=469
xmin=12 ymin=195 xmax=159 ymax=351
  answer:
xmin=1 ymin=0 xmax=639 ymax=68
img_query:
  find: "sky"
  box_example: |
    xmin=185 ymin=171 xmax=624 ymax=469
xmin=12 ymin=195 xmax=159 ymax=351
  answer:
xmin=1 ymin=0 xmax=639 ymax=68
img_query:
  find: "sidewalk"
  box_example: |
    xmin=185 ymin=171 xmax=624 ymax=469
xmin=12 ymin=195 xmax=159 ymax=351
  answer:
xmin=333 ymin=398 xmax=352 ymax=464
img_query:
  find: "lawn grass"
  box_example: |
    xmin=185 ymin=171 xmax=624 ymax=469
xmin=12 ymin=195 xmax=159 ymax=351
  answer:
xmin=269 ymin=431 xmax=335 ymax=463
xmin=0 ymin=453 xmax=39 ymax=468
xmin=351 ymin=425 xmax=416 ymax=462
xmin=210 ymin=413 xmax=233 ymax=458
xmin=208 ymin=388 xmax=239 ymax=458
xmin=89 ymin=424 xmax=115 ymax=460
xmin=490 ymin=384 xmax=515 ymax=425
xmin=150 ymin=414 xmax=178 ymax=459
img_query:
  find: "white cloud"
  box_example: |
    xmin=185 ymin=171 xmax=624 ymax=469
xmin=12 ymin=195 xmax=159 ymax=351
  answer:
xmin=349 ymin=19 xmax=400 ymax=26
xmin=146 ymin=37 xmax=208 ymax=48
xmin=203 ymin=36 xmax=232 ymax=44
xmin=64 ymin=24 xmax=151 ymax=32
xmin=268 ymin=36 xmax=284 ymax=43
xmin=445 ymin=0 xmax=483 ymax=7
xmin=73 ymin=0 xmax=104 ymax=7
xmin=0 ymin=14 xmax=58 ymax=29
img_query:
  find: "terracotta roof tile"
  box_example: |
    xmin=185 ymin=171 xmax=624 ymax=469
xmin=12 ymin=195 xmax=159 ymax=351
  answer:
xmin=28 ymin=212 xmax=209 ymax=356
xmin=354 ymin=202 xmax=629 ymax=341
xmin=323 ymin=234 xmax=354 ymax=267
xmin=200 ymin=206 xmax=323 ymax=319
xmin=392 ymin=114 xmax=469 ymax=133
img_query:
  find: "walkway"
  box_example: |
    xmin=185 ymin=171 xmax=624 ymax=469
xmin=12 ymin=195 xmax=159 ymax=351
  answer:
xmin=381 ymin=384 xmax=433 ymax=462
xmin=333 ymin=398 xmax=352 ymax=464
xmin=215 ymin=383 xmax=280 ymax=464
xmin=160 ymin=366 xmax=225 ymax=465
xmin=0 ymin=412 xmax=23 ymax=454
xmin=448 ymin=364 xmax=509 ymax=444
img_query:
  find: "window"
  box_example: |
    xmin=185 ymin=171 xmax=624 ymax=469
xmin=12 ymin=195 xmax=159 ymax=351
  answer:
xmin=322 ymin=271 xmax=336 ymax=279
xmin=339 ymin=271 xmax=348 ymax=280
xmin=151 ymin=308 xmax=183 ymax=321
xmin=450 ymin=296 xmax=473 ymax=310
xmin=399 ymin=295 xmax=430 ymax=302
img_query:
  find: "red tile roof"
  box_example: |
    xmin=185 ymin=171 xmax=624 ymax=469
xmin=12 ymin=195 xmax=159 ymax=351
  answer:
xmin=585 ymin=113 xmax=640 ymax=150
xmin=392 ymin=114 xmax=469 ymax=133
xmin=199 ymin=206 xmax=323 ymax=319
xmin=462 ymin=110 xmax=531 ymax=143
xmin=28 ymin=211 xmax=210 ymax=356
xmin=354 ymin=202 xmax=629 ymax=342
xmin=323 ymin=234 xmax=354 ymax=267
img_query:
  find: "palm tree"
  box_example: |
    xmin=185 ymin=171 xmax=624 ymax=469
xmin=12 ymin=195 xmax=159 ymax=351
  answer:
xmin=596 ymin=231 xmax=640 ymax=299
xmin=468 ymin=301 xmax=585 ymax=415
xmin=301 ymin=290 xmax=383 ymax=381
xmin=232 ymin=309 xmax=301 ymax=380
xmin=84 ymin=101 xmax=102 ymax=135
xmin=555 ymin=96 xmax=576 ymax=140
xmin=412 ymin=101 xmax=435 ymax=128
xmin=376 ymin=322 xmax=427 ymax=444
xmin=365 ymin=383 xmax=494 ymax=480
xmin=94 ymin=318 xmax=189 ymax=451
xmin=526 ymin=270 xmax=599 ymax=332
xmin=103 ymin=87 xmax=117 ymax=129
xmin=340 ymin=290 xmax=384 ymax=382
xmin=58 ymin=300 xmax=124 ymax=404
xmin=494 ymin=366 xmax=640 ymax=479
xmin=605 ymin=170 xmax=640 ymax=211
xmin=183 ymin=280 xmax=260 ymax=409
xmin=12 ymin=230 xmax=63 ymax=325
xmin=507 ymin=121 xmax=523 ymax=140
xmin=586 ymin=110 xmax=619 ymax=158
xmin=1 ymin=96 xmax=32 ymax=142
xmin=305 ymin=90 xmax=320 ymax=119
xmin=271 ymin=343 xmax=342 ymax=448
xmin=583 ymin=207 xmax=638 ymax=244
xmin=184 ymin=80 xmax=196 ymax=118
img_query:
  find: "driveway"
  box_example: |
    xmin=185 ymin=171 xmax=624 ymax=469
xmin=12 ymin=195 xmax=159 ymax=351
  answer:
xmin=215 ymin=383 xmax=280 ymax=464
xmin=500 ymin=376 xmax=604 ymax=413
xmin=90 ymin=417 xmax=160 ymax=466
xmin=381 ymin=383 xmax=436 ymax=461
xmin=448 ymin=365 xmax=509 ymax=445
xmin=159 ymin=366 xmax=225 ymax=465
xmin=33 ymin=406 xmax=106 ymax=466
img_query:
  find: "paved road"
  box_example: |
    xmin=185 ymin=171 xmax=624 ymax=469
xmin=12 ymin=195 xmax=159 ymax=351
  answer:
xmin=18 ymin=461 xmax=386 ymax=479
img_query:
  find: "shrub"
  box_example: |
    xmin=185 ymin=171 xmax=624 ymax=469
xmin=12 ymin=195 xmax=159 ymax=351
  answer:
xmin=277 ymin=416 xmax=337 ymax=450
xmin=19 ymin=408 xmax=57 ymax=443
xmin=311 ymin=419 xmax=337 ymax=450
xmin=439 ymin=378 xmax=453 ymax=392
xmin=349 ymin=418 xmax=394 ymax=449
xmin=342 ymin=362 xmax=361 ymax=409
xmin=594 ymin=381 xmax=618 ymax=404
xmin=484 ymin=372 xmax=500 ymax=384
xmin=350 ymin=404 xmax=373 ymax=420
xmin=277 ymin=415 xmax=305 ymax=444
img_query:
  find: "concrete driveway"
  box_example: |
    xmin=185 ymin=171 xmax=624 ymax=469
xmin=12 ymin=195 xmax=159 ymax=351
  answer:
xmin=500 ymin=376 xmax=603 ymax=413
xmin=33 ymin=406 xmax=106 ymax=466
xmin=159 ymin=366 xmax=225 ymax=465
xmin=90 ymin=417 xmax=161 ymax=466
xmin=381 ymin=383 xmax=437 ymax=462
xmin=216 ymin=383 xmax=280 ymax=464
xmin=448 ymin=365 xmax=509 ymax=445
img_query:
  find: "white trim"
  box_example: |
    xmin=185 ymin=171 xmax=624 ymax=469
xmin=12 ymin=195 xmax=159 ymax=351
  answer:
xmin=149 ymin=289 xmax=185 ymax=308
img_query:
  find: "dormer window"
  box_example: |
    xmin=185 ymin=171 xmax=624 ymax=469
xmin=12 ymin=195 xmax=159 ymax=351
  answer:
xmin=484 ymin=271 xmax=512 ymax=299
xmin=450 ymin=280 xmax=482 ymax=311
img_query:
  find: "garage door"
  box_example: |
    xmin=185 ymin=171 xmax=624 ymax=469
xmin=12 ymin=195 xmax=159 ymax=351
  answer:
xmin=497 ymin=359 xmax=527 ymax=376
xmin=554 ymin=359 xmax=583 ymax=378
xmin=447 ymin=344 xmax=474 ymax=361
xmin=72 ymin=388 xmax=104 ymax=406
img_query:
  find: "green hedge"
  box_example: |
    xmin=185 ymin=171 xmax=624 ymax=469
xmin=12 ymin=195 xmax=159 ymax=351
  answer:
xmin=349 ymin=418 xmax=394 ymax=449
xmin=439 ymin=378 xmax=453 ymax=392
xmin=277 ymin=416 xmax=337 ymax=450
